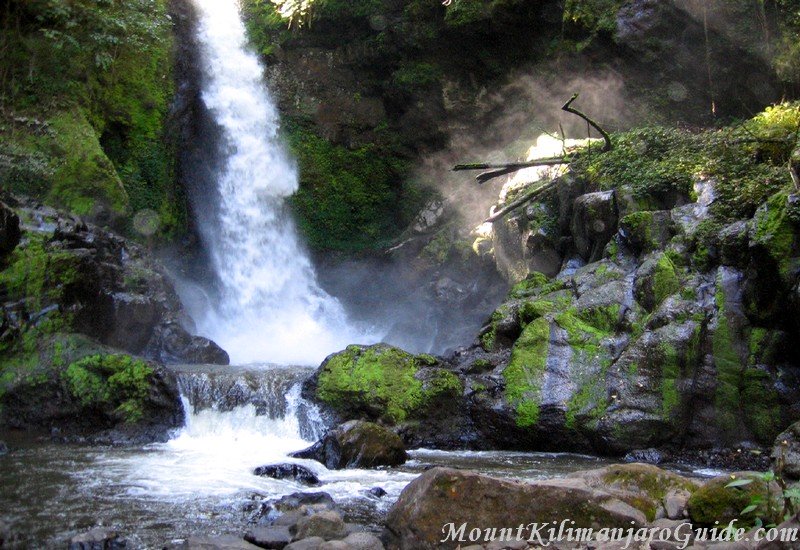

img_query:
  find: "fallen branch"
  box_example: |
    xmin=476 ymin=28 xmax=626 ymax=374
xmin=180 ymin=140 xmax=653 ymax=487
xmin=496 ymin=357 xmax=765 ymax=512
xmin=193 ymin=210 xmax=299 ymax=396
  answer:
xmin=562 ymin=93 xmax=612 ymax=152
xmin=483 ymin=179 xmax=559 ymax=224
xmin=453 ymin=94 xmax=611 ymax=185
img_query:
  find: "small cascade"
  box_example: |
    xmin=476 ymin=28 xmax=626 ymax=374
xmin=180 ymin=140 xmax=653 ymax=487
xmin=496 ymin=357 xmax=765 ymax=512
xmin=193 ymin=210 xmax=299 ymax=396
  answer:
xmin=172 ymin=364 xmax=329 ymax=442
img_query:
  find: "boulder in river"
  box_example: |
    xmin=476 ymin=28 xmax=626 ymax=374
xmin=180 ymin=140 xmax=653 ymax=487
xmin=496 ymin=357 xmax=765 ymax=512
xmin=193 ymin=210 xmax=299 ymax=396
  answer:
xmin=254 ymin=463 xmax=320 ymax=486
xmin=294 ymin=510 xmax=348 ymax=541
xmin=69 ymin=527 xmax=127 ymax=550
xmin=385 ymin=467 xmax=651 ymax=549
xmin=292 ymin=420 xmax=407 ymax=470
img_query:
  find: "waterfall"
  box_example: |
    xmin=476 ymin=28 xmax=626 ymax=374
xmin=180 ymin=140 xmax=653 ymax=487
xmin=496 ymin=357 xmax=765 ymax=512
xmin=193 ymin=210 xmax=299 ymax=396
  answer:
xmin=188 ymin=0 xmax=368 ymax=365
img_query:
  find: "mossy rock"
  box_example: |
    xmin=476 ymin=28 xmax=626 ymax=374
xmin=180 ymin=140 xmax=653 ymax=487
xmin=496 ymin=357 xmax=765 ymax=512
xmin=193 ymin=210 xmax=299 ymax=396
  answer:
xmin=687 ymin=473 xmax=783 ymax=527
xmin=0 ymin=109 xmax=129 ymax=223
xmin=316 ymin=344 xmax=456 ymax=424
xmin=751 ymin=192 xmax=799 ymax=281
xmin=63 ymin=353 xmax=155 ymax=423
xmin=634 ymin=254 xmax=681 ymax=312
xmin=571 ymin=463 xmax=699 ymax=522
xmin=619 ymin=210 xmax=674 ymax=255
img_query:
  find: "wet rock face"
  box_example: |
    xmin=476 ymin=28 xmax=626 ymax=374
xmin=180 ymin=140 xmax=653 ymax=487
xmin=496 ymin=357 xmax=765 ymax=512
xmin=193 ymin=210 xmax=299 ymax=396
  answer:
xmin=615 ymin=0 xmax=780 ymax=119
xmin=1 ymin=198 xmax=227 ymax=365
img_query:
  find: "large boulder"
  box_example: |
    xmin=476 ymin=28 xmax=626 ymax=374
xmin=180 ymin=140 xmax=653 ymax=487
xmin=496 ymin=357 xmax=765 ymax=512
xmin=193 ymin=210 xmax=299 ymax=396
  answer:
xmin=0 ymin=199 xmax=227 ymax=366
xmin=385 ymin=467 xmax=649 ymax=550
xmin=292 ymin=420 xmax=407 ymax=470
xmin=310 ymin=344 xmax=461 ymax=426
xmin=567 ymin=463 xmax=699 ymax=521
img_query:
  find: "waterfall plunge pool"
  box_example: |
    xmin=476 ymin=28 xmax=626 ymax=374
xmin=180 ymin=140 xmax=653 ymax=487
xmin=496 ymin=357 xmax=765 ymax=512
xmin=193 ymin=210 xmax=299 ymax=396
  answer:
xmin=0 ymin=364 xmax=725 ymax=549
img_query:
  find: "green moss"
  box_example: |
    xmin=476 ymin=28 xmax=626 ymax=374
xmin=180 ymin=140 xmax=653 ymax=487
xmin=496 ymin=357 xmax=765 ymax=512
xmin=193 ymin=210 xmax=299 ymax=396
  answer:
xmin=601 ymin=464 xmax=698 ymax=521
xmin=576 ymin=303 xmax=621 ymax=334
xmin=660 ymin=342 xmax=681 ymax=418
xmin=653 ymin=255 xmax=680 ymax=306
xmin=752 ymin=192 xmax=797 ymax=279
xmin=424 ymin=369 xmax=463 ymax=400
xmin=0 ymin=233 xmax=81 ymax=315
xmin=712 ymin=278 xmax=782 ymax=443
xmin=317 ymin=344 xmax=451 ymax=423
xmin=620 ymin=211 xmax=657 ymax=252
xmin=64 ymin=354 xmax=154 ymax=423
xmin=509 ymin=272 xmax=566 ymax=299
xmin=688 ymin=474 xmax=781 ymax=527
xmin=503 ymin=317 xmax=550 ymax=427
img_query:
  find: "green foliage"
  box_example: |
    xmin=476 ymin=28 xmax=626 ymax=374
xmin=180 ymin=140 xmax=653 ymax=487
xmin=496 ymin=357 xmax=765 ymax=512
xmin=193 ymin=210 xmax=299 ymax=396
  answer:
xmin=285 ymin=118 xmax=424 ymax=251
xmin=572 ymin=103 xmax=799 ymax=226
xmin=562 ymin=0 xmax=623 ymax=38
xmin=64 ymin=354 xmax=154 ymax=423
xmin=0 ymin=0 xmax=183 ymax=236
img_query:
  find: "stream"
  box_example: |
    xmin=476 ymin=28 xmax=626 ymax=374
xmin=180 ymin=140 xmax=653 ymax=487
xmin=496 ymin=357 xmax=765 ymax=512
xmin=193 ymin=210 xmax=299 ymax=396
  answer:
xmin=0 ymin=364 xmax=620 ymax=548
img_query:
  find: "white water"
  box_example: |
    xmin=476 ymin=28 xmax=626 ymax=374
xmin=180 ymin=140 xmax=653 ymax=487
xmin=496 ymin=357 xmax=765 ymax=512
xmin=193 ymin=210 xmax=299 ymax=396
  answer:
xmin=189 ymin=0 xmax=370 ymax=365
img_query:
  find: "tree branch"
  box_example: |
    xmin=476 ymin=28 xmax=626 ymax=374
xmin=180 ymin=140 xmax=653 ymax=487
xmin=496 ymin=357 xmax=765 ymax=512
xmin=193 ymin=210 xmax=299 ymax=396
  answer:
xmin=483 ymin=180 xmax=559 ymax=224
xmin=562 ymin=93 xmax=612 ymax=152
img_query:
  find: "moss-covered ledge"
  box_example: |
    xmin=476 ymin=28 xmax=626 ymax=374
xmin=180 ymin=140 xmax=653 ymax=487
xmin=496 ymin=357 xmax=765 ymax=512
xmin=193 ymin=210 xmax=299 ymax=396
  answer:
xmin=314 ymin=343 xmax=462 ymax=424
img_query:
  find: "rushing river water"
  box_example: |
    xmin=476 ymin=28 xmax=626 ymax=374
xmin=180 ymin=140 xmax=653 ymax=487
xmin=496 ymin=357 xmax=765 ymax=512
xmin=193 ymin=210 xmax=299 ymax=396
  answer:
xmin=0 ymin=364 xmax=619 ymax=548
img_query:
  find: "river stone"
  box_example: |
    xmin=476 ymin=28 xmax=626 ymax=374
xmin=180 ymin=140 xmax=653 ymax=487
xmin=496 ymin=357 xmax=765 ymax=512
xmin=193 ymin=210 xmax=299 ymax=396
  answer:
xmin=367 ymin=487 xmax=386 ymax=498
xmin=285 ymin=537 xmax=325 ymax=550
xmin=273 ymin=492 xmax=335 ymax=513
xmin=294 ymin=511 xmax=348 ymax=541
xmin=385 ymin=467 xmax=647 ymax=550
xmin=291 ymin=421 xmax=407 ymax=470
xmin=688 ymin=473 xmax=783 ymax=526
xmin=317 ymin=542 xmax=350 ymax=550
xmin=624 ymin=448 xmax=664 ymax=464
xmin=176 ymin=536 xmax=262 ymax=549
xmin=664 ymin=488 xmax=691 ymax=520
xmin=341 ymin=532 xmax=384 ymax=550
xmin=244 ymin=526 xmax=293 ymax=549
xmin=254 ymin=463 xmax=320 ymax=486
xmin=69 ymin=528 xmax=127 ymax=549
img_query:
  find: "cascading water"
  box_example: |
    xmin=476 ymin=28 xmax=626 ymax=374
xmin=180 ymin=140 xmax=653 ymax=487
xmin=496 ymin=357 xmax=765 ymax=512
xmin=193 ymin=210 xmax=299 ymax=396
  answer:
xmin=188 ymin=0 xmax=369 ymax=365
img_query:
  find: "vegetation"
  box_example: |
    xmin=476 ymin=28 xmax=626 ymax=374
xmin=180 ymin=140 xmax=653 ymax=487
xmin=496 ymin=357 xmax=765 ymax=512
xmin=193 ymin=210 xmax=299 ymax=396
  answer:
xmin=284 ymin=118 xmax=425 ymax=250
xmin=0 ymin=0 xmax=184 ymax=236
xmin=64 ymin=354 xmax=154 ymax=423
